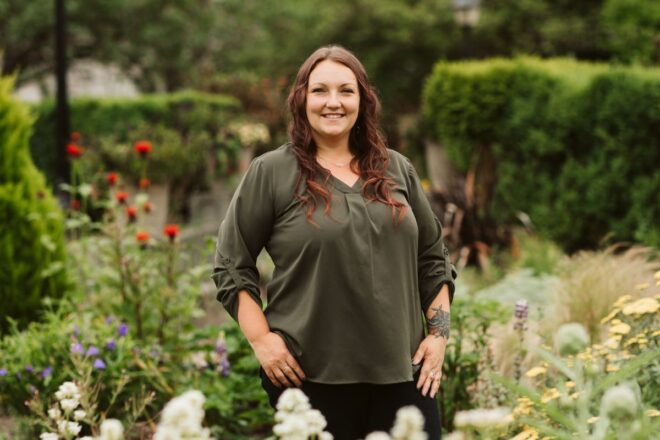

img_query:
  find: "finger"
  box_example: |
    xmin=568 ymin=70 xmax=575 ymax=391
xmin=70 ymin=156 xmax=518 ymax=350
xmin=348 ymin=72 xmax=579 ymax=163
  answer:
xmin=274 ymin=367 xmax=295 ymax=388
xmin=286 ymin=356 xmax=306 ymax=381
xmin=412 ymin=345 xmax=425 ymax=367
xmin=422 ymin=374 xmax=433 ymax=396
xmin=417 ymin=366 xmax=429 ymax=390
xmin=266 ymin=369 xmax=284 ymax=388
xmin=430 ymin=376 xmax=441 ymax=398
xmin=282 ymin=364 xmax=303 ymax=387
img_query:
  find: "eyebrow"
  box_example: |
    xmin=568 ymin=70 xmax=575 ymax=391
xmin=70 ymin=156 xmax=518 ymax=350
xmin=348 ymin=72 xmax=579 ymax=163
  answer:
xmin=309 ymin=82 xmax=357 ymax=87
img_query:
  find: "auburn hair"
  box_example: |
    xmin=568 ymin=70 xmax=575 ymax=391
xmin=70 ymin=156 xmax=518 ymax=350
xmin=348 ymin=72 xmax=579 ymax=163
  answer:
xmin=287 ymin=45 xmax=407 ymax=227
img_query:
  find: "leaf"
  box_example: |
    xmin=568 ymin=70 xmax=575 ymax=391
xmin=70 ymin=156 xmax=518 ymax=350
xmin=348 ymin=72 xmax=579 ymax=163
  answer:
xmin=593 ymin=348 xmax=660 ymax=396
xmin=527 ymin=343 xmax=577 ymax=381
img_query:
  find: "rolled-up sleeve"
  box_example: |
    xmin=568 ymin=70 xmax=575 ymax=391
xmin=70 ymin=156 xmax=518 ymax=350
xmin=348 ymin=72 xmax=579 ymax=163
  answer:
xmin=405 ymin=158 xmax=458 ymax=313
xmin=211 ymin=157 xmax=274 ymax=323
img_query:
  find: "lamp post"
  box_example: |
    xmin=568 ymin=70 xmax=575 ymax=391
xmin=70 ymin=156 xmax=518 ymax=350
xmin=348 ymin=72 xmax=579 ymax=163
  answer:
xmin=452 ymin=0 xmax=481 ymax=59
xmin=55 ymin=0 xmax=70 ymax=192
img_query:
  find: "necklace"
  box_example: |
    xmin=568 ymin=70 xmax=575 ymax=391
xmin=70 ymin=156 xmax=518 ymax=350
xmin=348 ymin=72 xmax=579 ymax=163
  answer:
xmin=316 ymin=154 xmax=353 ymax=168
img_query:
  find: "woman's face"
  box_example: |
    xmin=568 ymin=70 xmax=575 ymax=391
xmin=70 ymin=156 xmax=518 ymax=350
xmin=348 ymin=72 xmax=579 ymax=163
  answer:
xmin=305 ymin=60 xmax=360 ymax=146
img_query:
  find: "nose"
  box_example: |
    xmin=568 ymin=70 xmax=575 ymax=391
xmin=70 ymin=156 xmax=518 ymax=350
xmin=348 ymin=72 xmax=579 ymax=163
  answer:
xmin=325 ymin=91 xmax=341 ymax=108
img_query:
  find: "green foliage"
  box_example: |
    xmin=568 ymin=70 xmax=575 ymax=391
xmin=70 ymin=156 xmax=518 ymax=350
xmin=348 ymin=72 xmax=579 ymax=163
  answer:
xmin=603 ymin=0 xmax=660 ymax=64
xmin=422 ymin=57 xmax=660 ymax=251
xmin=439 ymin=297 xmax=509 ymax=432
xmin=0 ymin=76 xmax=67 ymax=335
xmin=29 ymin=91 xmax=242 ymax=185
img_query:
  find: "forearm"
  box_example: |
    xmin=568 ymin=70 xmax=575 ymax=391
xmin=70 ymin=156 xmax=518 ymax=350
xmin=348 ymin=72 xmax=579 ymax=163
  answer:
xmin=237 ymin=290 xmax=270 ymax=344
xmin=425 ymin=283 xmax=451 ymax=340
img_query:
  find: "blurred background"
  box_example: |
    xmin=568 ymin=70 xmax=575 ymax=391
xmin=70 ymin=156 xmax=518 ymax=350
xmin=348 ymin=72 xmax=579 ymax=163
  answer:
xmin=1 ymin=1 xmax=659 ymax=439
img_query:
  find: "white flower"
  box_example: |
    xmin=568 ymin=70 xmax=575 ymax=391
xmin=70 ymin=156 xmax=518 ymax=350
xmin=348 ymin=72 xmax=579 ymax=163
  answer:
xmin=276 ymin=388 xmax=312 ymax=413
xmin=453 ymin=407 xmax=513 ymax=431
xmin=79 ymin=437 xmax=94 ymax=440
xmin=153 ymin=390 xmax=214 ymax=440
xmin=59 ymin=398 xmax=80 ymax=413
xmin=601 ymin=385 xmax=639 ymax=423
xmin=57 ymin=420 xmax=81 ymax=437
xmin=365 ymin=432 xmax=392 ymax=440
xmin=54 ymin=381 xmax=80 ymax=401
xmin=273 ymin=413 xmax=310 ymax=440
xmin=73 ymin=409 xmax=86 ymax=421
xmin=180 ymin=390 xmax=206 ymax=410
xmin=153 ymin=426 xmax=179 ymax=440
xmin=303 ymin=409 xmax=327 ymax=434
xmin=391 ymin=406 xmax=427 ymax=440
xmin=554 ymin=323 xmax=590 ymax=356
xmin=40 ymin=433 xmax=59 ymax=440
xmin=100 ymin=419 xmax=124 ymax=440
xmin=48 ymin=407 xmax=62 ymax=420
xmin=319 ymin=432 xmax=334 ymax=440
xmin=160 ymin=396 xmax=203 ymax=426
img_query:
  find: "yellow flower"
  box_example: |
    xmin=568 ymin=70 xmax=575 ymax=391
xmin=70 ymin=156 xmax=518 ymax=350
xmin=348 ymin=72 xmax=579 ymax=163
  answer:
xmin=541 ymin=388 xmax=560 ymax=403
xmin=651 ymin=330 xmax=660 ymax=337
xmin=609 ymin=322 xmax=631 ymax=335
xmin=635 ymin=283 xmax=650 ymax=290
xmin=565 ymin=381 xmax=576 ymax=389
xmin=613 ymin=294 xmax=633 ymax=308
xmin=510 ymin=428 xmax=539 ymax=440
xmin=606 ymin=364 xmax=620 ymax=372
xmin=622 ymin=298 xmax=659 ymax=315
xmin=587 ymin=416 xmax=599 ymax=424
xmin=526 ymin=367 xmax=547 ymax=378
xmin=570 ymin=392 xmax=580 ymax=400
xmin=656 ymin=280 xmax=660 ymax=286
xmin=604 ymin=337 xmax=620 ymax=349
xmin=600 ymin=308 xmax=620 ymax=324
xmin=421 ymin=179 xmax=431 ymax=192
xmin=654 ymin=270 xmax=660 ymax=280
xmin=646 ymin=409 xmax=660 ymax=417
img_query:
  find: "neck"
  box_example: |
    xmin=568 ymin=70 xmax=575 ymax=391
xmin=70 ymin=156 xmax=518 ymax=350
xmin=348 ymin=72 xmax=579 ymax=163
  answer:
xmin=313 ymin=136 xmax=351 ymax=158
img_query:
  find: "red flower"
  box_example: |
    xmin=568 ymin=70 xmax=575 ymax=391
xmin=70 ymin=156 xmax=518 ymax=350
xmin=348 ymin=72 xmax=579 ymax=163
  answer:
xmin=126 ymin=206 xmax=137 ymax=221
xmin=134 ymin=140 xmax=152 ymax=158
xmin=69 ymin=198 xmax=81 ymax=210
xmin=115 ymin=191 xmax=129 ymax=205
xmin=70 ymin=131 xmax=81 ymax=142
xmin=106 ymin=172 xmax=118 ymax=186
xmin=163 ymin=224 xmax=179 ymax=242
xmin=139 ymin=178 xmax=151 ymax=189
xmin=136 ymin=231 xmax=150 ymax=242
xmin=142 ymin=202 xmax=152 ymax=213
xmin=66 ymin=143 xmax=84 ymax=158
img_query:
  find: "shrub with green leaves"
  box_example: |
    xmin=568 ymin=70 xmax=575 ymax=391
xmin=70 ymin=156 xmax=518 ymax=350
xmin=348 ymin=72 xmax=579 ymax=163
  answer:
xmin=0 ymin=76 xmax=68 ymax=335
xmin=422 ymin=57 xmax=660 ymax=251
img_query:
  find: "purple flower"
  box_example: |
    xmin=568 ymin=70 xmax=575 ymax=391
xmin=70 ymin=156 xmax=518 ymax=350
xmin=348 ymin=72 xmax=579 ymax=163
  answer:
xmin=71 ymin=342 xmax=84 ymax=354
xmin=105 ymin=315 xmax=115 ymax=324
xmin=24 ymin=365 xmax=34 ymax=373
xmin=118 ymin=323 xmax=128 ymax=337
xmin=0 ymin=368 xmax=8 ymax=376
xmin=73 ymin=325 xmax=81 ymax=338
xmin=86 ymin=346 xmax=100 ymax=357
xmin=219 ymin=357 xmax=230 ymax=377
xmin=93 ymin=359 xmax=106 ymax=370
xmin=515 ymin=299 xmax=529 ymax=320
xmin=106 ymin=340 xmax=116 ymax=351
xmin=41 ymin=366 xmax=53 ymax=378
xmin=215 ymin=340 xmax=227 ymax=355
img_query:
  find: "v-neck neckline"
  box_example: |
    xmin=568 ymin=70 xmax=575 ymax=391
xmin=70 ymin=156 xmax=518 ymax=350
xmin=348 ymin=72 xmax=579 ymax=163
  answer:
xmin=329 ymin=173 xmax=362 ymax=193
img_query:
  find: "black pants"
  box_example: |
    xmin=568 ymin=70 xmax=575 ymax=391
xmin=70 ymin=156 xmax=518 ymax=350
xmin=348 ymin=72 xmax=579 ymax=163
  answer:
xmin=259 ymin=368 xmax=441 ymax=440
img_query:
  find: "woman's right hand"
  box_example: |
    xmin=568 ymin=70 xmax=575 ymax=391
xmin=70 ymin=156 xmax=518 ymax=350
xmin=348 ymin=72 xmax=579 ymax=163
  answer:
xmin=251 ymin=332 xmax=306 ymax=388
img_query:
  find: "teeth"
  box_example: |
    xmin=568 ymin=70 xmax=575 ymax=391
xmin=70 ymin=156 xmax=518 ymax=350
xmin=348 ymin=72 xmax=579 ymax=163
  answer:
xmin=323 ymin=114 xmax=343 ymax=119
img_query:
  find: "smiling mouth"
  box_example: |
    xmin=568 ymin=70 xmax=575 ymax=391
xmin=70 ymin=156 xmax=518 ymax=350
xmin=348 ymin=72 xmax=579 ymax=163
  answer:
xmin=322 ymin=114 xmax=344 ymax=119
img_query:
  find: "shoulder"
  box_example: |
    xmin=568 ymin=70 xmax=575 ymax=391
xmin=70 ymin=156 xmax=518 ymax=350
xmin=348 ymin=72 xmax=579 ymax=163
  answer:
xmin=386 ymin=147 xmax=415 ymax=178
xmin=253 ymin=142 xmax=297 ymax=169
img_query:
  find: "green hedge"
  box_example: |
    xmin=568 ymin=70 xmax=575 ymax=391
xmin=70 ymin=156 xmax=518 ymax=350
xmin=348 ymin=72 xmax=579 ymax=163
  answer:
xmin=0 ymin=77 xmax=68 ymax=334
xmin=30 ymin=91 xmax=243 ymax=185
xmin=422 ymin=57 xmax=660 ymax=251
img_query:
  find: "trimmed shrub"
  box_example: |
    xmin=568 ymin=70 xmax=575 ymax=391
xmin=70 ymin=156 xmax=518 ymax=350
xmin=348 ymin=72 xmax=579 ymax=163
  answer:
xmin=422 ymin=57 xmax=660 ymax=251
xmin=0 ymin=76 xmax=67 ymax=334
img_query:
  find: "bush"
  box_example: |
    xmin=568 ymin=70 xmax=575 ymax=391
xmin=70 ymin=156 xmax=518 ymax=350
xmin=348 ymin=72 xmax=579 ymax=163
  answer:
xmin=0 ymin=76 xmax=67 ymax=335
xmin=422 ymin=57 xmax=660 ymax=252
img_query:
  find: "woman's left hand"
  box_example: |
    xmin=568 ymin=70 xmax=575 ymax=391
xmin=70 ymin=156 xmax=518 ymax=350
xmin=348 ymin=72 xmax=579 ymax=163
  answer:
xmin=412 ymin=334 xmax=447 ymax=398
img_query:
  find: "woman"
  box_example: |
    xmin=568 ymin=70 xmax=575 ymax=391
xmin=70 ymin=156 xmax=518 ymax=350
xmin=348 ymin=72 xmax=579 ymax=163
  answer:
xmin=212 ymin=45 xmax=457 ymax=439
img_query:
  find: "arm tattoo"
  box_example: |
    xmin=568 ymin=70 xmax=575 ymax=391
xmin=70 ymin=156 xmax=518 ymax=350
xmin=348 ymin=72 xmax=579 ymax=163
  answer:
xmin=427 ymin=304 xmax=450 ymax=340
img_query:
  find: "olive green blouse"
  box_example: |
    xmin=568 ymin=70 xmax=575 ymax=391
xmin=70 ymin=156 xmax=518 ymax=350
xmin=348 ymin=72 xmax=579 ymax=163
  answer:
xmin=211 ymin=142 xmax=457 ymax=384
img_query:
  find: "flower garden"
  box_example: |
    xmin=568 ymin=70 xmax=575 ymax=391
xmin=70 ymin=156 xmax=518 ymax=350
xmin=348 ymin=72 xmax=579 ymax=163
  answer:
xmin=2 ymin=2 xmax=660 ymax=437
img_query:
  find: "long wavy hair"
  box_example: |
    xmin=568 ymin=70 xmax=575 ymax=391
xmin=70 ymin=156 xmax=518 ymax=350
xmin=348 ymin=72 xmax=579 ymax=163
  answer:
xmin=287 ymin=45 xmax=407 ymax=227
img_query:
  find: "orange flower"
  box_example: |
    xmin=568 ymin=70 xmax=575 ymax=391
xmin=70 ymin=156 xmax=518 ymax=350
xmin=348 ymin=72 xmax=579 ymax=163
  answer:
xmin=106 ymin=172 xmax=118 ymax=186
xmin=115 ymin=191 xmax=129 ymax=205
xmin=163 ymin=224 xmax=179 ymax=242
xmin=70 ymin=131 xmax=81 ymax=142
xmin=136 ymin=231 xmax=150 ymax=242
xmin=134 ymin=140 xmax=152 ymax=157
xmin=66 ymin=143 xmax=84 ymax=158
xmin=126 ymin=206 xmax=137 ymax=221
xmin=139 ymin=178 xmax=151 ymax=189
xmin=142 ymin=201 xmax=152 ymax=213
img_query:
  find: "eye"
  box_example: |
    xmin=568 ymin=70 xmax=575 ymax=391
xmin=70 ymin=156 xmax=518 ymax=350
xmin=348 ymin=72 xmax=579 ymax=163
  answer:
xmin=342 ymin=89 xmax=355 ymax=94
xmin=310 ymin=88 xmax=324 ymax=93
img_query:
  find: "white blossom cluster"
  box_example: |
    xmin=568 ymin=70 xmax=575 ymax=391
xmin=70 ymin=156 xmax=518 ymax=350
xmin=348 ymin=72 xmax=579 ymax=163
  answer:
xmin=231 ymin=122 xmax=271 ymax=147
xmin=453 ymin=407 xmax=513 ymax=431
xmin=273 ymin=388 xmax=333 ymax=440
xmin=153 ymin=390 xmax=214 ymax=440
xmin=363 ymin=406 xmax=428 ymax=440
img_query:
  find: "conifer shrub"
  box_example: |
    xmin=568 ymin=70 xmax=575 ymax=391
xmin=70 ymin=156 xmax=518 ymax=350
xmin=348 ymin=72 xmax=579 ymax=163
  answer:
xmin=0 ymin=76 xmax=67 ymax=334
